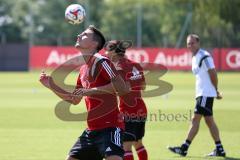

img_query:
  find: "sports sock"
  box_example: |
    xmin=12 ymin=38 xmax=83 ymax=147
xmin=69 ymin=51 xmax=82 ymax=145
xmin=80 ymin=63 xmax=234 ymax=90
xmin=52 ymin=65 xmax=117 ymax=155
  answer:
xmin=215 ymin=141 xmax=224 ymax=151
xmin=124 ymin=151 xmax=134 ymax=160
xmin=181 ymin=139 xmax=191 ymax=151
xmin=136 ymin=146 xmax=148 ymax=160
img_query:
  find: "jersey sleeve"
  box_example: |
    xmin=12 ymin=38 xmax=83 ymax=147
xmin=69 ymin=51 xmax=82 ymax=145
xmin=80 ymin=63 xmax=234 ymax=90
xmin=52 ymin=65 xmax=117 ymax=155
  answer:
xmin=99 ymin=59 xmax=119 ymax=81
xmin=203 ymin=56 xmax=215 ymax=70
xmin=114 ymin=61 xmax=127 ymax=80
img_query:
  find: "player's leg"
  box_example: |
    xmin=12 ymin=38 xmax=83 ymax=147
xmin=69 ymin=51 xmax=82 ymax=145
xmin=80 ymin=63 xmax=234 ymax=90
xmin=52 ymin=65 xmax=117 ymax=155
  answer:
xmin=133 ymin=139 xmax=143 ymax=149
xmin=65 ymin=155 xmax=79 ymax=160
xmin=98 ymin=127 xmax=124 ymax=160
xmin=123 ymin=141 xmax=134 ymax=160
xmin=202 ymin=97 xmax=220 ymax=141
xmin=204 ymin=116 xmax=226 ymax=157
xmin=204 ymin=116 xmax=220 ymax=141
xmin=168 ymin=113 xmax=202 ymax=156
xmin=123 ymin=118 xmax=139 ymax=160
xmin=68 ymin=129 xmax=103 ymax=160
xmin=168 ymin=97 xmax=204 ymax=157
xmin=186 ymin=113 xmax=202 ymax=141
xmin=133 ymin=140 xmax=148 ymax=160
xmin=123 ymin=141 xmax=133 ymax=151
xmin=106 ymin=155 xmax=123 ymax=160
xmin=132 ymin=119 xmax=148 ymax=160
xmin=200 ymin=97 xmax=226 ymax=157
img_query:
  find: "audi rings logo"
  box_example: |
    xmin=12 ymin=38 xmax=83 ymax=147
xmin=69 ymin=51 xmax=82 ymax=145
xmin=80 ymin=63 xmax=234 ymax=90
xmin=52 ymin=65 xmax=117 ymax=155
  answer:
xmin=226 ymin=50 xmax=240 ymax=68
xmin=125 ymin=50 xmax=149 ymax=63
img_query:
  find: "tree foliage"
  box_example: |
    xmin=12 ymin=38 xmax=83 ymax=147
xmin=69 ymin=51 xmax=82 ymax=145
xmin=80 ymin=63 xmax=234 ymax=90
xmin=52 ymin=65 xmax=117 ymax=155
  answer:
xmin=0 ymin=0 xmax=240 ymax=47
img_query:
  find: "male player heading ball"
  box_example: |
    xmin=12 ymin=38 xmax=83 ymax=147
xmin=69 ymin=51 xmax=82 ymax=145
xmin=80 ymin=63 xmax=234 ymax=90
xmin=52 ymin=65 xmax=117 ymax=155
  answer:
xmin=40 ymin=25 xmax=128 ymax=160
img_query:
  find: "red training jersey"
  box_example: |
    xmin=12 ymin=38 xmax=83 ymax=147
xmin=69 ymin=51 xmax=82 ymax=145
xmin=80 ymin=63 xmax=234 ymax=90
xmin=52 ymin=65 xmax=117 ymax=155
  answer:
xmin=115 ymin=57 xmax=147 ymax=118
xmin=76 ymin=53 xmax=123 ymax=130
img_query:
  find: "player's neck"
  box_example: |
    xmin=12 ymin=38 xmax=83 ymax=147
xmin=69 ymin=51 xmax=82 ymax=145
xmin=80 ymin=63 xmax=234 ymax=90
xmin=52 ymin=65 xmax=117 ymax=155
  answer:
xmin=111 ymin=55 xmax=123 ymax=62
xmin=192 ymin=48 xmax=200 ymax=56
xmin=81 ymin=50 xmax=96 ymax=63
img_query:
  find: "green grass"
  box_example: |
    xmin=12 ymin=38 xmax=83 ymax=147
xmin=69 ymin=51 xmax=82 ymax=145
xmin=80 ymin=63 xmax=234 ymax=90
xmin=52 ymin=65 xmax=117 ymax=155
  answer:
xmin=0 ymin=71 xmax=239 ymax=160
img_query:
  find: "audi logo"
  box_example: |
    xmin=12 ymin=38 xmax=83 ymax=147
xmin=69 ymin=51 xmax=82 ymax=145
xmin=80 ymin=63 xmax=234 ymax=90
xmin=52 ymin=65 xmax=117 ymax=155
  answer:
xmin=226 ymin=50 xmax=240 ymax=68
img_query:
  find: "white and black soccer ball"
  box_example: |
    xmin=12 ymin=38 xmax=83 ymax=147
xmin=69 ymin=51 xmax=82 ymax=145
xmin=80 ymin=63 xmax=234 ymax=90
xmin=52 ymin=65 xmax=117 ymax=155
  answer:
xmin=65 ymin=4 xmax=86 ymax=25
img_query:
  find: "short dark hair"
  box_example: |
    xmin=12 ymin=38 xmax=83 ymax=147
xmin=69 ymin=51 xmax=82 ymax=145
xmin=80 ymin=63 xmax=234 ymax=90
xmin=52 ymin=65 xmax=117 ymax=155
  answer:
xmin=187 ymin=34 xmax=200 ymax=42
xmin=87 ymin=25 xmax=106 ymax=52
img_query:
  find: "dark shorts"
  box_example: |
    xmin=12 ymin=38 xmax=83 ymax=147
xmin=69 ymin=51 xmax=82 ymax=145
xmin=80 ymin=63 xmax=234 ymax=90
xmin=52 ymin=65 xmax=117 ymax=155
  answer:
xmin=194 ymin=96 xmax=214 ymax=116
xmin=69 ymin=127 xmax=124 ymax=160
xmin=123 ymin=117 xmax=146 ymax=142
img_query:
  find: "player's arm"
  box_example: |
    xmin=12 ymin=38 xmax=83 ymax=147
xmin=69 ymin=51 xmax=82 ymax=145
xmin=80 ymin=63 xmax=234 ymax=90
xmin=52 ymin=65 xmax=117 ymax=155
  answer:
xmin=74 ymin=60 xmax=129 ymax=96
xmin=49 ymin=79 xmax=82 ymax=105
xmin=141 ymin=79 xmax=146 ymax=90
xmin=112 ymin=64 xmax=130 ymax=95
xmin=73 ymin=75 xmax=129 ymax=96
xmin=111 ymin=74 xmax=129 ymax=95
xmin=205 ymin=58 xmax=222 ymax=99
xmin=97 ymin=59 xmax=129 ymax=96
xmin=73 ymin=83 xmax=115 ymax=96
xmin=39 ymin=71 xmax=82 ymax=105
xmin=208 ymin=68 xmax=218 ymax=91
xmin=208 ymin=68 xmax=222 ymax=99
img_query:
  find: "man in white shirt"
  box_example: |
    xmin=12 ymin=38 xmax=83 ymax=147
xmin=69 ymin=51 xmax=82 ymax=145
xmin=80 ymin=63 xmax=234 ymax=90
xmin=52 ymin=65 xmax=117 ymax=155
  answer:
xmin=168 ymin=34 xmax=226 ymax=157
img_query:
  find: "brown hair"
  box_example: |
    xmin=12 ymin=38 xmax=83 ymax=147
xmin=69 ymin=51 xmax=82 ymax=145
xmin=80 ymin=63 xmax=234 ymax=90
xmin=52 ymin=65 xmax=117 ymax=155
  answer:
xmin=104 ymin=40 xmax=132 ymax=56
xmin=88 ymin=25 xmax=106 ymax=52
xmin=187 ymin=34 xmax=200 ymax=42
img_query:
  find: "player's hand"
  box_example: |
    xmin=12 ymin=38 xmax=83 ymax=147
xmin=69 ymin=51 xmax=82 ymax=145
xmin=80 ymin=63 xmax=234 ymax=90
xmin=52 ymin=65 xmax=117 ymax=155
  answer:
xmin=216 ymin=90 xmax=223 ymax=100
xmin=73 ymin=88 xmax=87 ymax=97
xmin=63 ymin=94 xmax=76 ymax=101
xmin=39 ymin=71 xmax=52 ymax=88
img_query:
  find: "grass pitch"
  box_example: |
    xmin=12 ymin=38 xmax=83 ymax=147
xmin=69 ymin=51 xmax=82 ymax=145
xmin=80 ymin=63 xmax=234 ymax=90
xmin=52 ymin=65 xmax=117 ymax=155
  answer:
xmin=0 ymin=71 xmax=239 ymax=160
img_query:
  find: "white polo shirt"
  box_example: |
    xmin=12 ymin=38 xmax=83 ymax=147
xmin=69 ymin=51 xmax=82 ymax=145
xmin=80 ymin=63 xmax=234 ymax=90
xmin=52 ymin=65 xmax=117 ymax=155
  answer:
xmin=192 ymin=49 xmax=217 ymax=98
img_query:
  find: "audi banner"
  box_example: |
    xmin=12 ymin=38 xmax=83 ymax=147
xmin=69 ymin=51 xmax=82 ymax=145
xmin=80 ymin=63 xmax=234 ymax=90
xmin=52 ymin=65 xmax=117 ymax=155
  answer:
xmin=30 ymin=46 xmax=240 ymax=71
xmin=214 ymin=48 xmax=240 ymax=71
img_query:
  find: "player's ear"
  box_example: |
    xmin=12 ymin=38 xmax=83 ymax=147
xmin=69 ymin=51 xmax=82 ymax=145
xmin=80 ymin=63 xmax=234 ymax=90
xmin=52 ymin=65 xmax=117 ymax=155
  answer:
xmin=92 ymin=41 xmax=98 ymax=50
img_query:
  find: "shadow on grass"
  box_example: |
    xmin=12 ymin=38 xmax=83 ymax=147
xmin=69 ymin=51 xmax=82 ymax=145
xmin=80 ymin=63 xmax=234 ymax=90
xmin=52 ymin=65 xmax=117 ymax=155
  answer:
xmin=163 ymin=156 xmax=240 ymax=160
xmin=224 ymin=157 xmax=240 ymax=160
xmin=184 ymin=156 xmax=240 ymax=160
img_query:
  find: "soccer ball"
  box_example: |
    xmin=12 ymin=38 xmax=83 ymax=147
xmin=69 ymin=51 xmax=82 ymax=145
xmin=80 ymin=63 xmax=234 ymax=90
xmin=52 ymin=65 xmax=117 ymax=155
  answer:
xmin=65 ymin=4 xmax=86 ymax=25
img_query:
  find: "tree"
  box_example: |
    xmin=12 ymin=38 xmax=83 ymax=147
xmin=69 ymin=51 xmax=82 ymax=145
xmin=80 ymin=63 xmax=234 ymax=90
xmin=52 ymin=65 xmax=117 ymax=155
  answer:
xmin=1 ymin=0 xmax=239 ymax=47
xmin=0 ymin=0 xmax=26 ymax=43
xmin=190 ymin=0 xmax=233 ymax=47
xmin=219 ymin=0 xmax=240 ymax=47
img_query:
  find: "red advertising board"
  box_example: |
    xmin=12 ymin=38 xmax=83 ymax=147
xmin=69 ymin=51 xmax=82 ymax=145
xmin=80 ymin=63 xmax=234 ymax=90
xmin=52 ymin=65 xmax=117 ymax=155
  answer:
xmin=124 ymin=48 xmax=192 ymax=70
xmin=30 ymin=46 xmax=81 ymax=69
xmin=30 ymin=46 xmax=240 ymax=71
xmin=30 ymin=47 xmax=192 ymax=70
xmin=213 ymin=48 xmax=240 ymax=71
